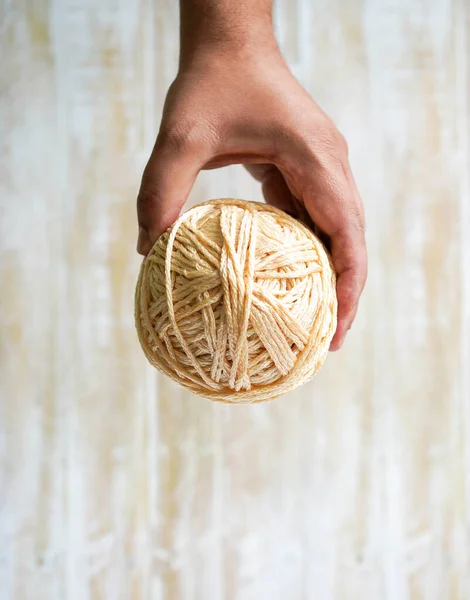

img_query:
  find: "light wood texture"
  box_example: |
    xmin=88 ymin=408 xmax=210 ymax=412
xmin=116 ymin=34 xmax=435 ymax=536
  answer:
xmin=1 ymin=1 xmax=469 ymax=598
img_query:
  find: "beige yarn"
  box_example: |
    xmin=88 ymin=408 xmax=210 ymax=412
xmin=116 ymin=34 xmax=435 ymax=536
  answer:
xmin=135 ymin=199 xmax=337 ymax=403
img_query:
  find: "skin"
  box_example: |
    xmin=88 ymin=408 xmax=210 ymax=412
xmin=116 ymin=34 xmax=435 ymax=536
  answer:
xmin=137 ymin=0 xmax=367 ymax=350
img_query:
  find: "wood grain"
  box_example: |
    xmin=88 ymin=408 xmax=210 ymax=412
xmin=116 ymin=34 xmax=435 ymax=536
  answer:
xmin=1 ymin=0 xmax=469 ymax=598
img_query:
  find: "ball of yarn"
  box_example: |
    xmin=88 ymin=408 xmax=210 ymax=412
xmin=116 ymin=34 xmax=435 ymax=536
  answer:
xmin=135 ymin=199 xmax=337 ymax=403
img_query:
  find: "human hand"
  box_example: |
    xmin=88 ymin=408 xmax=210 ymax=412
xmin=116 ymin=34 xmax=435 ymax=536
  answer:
xmin=137 ymin=7 xmax=366 ymax=351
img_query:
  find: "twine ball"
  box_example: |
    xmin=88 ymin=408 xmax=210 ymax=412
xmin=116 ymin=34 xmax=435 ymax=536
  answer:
xmin=135 ymin=199 xmax=337 ymax=403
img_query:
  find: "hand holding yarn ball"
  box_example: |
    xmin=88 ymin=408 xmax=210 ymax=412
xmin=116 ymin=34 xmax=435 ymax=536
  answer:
xmin=136 ymin=3 xmax=367 ymax=361
xmin=135 ymin=199 xmax=337 ymax=403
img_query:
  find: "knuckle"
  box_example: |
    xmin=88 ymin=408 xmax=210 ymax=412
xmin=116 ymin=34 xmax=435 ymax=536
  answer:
xmin=157 ymin=120 xmax=218 ymax=154
xmin=136 ymin=185 xmax=168 ymax=234
xmin=349 ymin=264 xmax=368 ymax=298
xmin=331 ymin=204 xmax=365 ymax=240
xmin=137 ymin=183 xmax=160 ymax=213
xmin=301 ymin=118 xmax=349 ymax=164
xmin=342 ymin=213 xmax=365 ymax=242
xmin=318 ymin=128 xmax=347 ymax=160
xmin=349 ymin=207 xmax=365 ymax=233
xmin=335 ymin=131 xmax=349 ymax=155
xmin=157 ymin=126 xmax=192 ymax=153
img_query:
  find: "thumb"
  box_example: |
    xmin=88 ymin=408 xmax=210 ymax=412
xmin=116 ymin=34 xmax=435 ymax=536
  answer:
xmin=136 ymin=134 xmax=202 ymax=255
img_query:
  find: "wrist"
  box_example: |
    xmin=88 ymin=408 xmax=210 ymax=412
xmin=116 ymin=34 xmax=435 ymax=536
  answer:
xmin=179 ymin=2 xmax=278 ymax=70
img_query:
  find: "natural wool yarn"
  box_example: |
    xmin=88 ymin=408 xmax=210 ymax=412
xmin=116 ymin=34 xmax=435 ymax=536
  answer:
xmin=135 ymin=199 xmax=337 ymax=403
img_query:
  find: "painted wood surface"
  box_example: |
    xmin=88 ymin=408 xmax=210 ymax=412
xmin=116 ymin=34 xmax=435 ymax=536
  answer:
xmin=1 ymin=1 xmax=469 ymax=598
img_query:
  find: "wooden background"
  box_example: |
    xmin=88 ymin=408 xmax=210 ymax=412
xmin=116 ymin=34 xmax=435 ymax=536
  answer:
xmin=1 ymin=0 xmax=469 ymax=598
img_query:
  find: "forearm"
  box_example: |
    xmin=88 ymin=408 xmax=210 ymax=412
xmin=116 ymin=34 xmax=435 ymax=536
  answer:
xmin=179 ymin=0 xmax=276 ymax=67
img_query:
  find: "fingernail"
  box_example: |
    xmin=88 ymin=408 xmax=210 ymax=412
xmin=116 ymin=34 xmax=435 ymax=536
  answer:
xmin=137 ymin=227 xmax=151 ymax=255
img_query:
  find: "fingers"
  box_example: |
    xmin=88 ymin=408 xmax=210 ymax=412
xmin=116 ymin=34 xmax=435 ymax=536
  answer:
xmin=279 ymin=132 xmax=367 ymax=349
xmin=328 ymin=162 xmax=367 ymax=350
xmin=328 ymin=225 xmax=367 ymax=350
xmin=246 ymin=164 xmax=295 ymax=213
xmin=248 ymin=156 xmax=366 ymax=350
xmin=305 ymin=176 xmax=366 ymax=350
xmin=136 ymin=130 xmax=207 ymax=255
xmin=246 ymin=153 xmax=366 ymax=350
xmin=244 ymin=164 xmax=315 ymax=229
